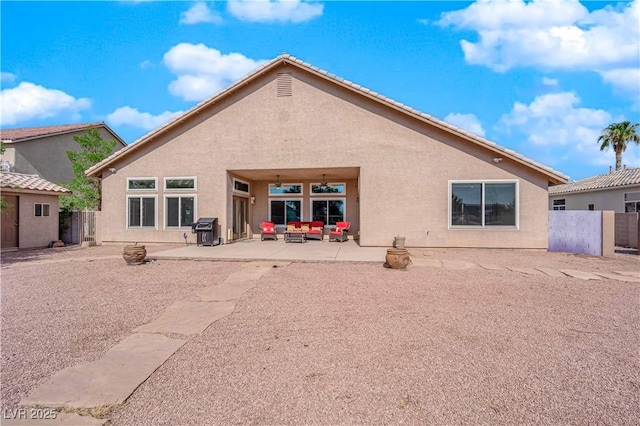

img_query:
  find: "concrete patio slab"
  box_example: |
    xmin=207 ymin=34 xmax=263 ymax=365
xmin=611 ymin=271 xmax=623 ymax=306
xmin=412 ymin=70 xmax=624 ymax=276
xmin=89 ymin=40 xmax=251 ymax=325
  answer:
xmin=134 ymin=301 xmax=237 ymax=335
xmin=2 ymin=412 xmax=105 ymax=426
xmin=21 ymin=333 xmax=186 ymax=408
xmin=509 ymin=267 xmax=544 ymax=276
xmin=478 ymin=263 xmax=506 ymax=271
xmin=561 ymin=269 xmax=602 ymax=280
xmin=441 ymin=259 xmax=476 ymax=270
xmin=536 ymin=267 xmax=567 ymax=278
xmin=592 ymin=272 xmax=640 ymax=282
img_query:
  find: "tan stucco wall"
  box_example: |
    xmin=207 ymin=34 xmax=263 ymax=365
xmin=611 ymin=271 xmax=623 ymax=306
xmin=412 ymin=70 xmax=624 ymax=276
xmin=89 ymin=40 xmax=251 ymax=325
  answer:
xmin=100 ymin=66 xmax=553 ymax=248
xmin=2 ymin=128 xmax=123 ymax=184
xmin=3 ymin=191 xmax=61 ymax=248
xmin=549 ymin=185 xmax=640 ymax=213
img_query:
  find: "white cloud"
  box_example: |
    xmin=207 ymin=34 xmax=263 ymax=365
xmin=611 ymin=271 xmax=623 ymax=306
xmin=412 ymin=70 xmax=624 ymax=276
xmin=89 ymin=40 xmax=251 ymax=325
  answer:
xmin=0 ymin=82 xmax=90 ymax=126
xmin=227 ymin=0 xmax=323 ymax=23
xmin=180 ymin=2 xmax=222 ymax=25
xmin=1 ymin=72 xmax=16 ymax=83
xmin=542 ymin=77 xmax=558 ymax=86
xmin=106 ymin=106 xmax=183 ymax=131
xmin=599 ymin=68 xmax=640 ymax=101
xmin=163 ymin=43 xmax=267 ymax=101
xmin=438 ymin=0 xmax=640 ymax=96
xmin=498 ymin=92 xmax=621 ymax=167
xmin=444 ymin=113 xmax=486 ymax=137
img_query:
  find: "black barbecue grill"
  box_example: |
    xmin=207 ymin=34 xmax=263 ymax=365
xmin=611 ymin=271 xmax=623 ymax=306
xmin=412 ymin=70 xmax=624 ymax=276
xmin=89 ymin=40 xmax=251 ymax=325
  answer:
xmin=192 ymin=217 xmax=220 ymax=246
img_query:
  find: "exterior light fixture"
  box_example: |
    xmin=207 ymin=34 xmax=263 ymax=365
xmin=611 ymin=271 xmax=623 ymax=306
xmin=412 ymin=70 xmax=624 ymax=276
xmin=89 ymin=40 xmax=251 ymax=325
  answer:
xmin=321 ymin=174 xmax=328 ymax=187
xmin=275 ymin=175 xmax=281 ymax=188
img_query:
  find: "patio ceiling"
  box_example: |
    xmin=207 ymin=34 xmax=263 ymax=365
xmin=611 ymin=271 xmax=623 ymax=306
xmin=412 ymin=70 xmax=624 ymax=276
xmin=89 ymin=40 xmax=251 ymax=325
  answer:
xmin=230 ymin=167 xmax=360 ymax=182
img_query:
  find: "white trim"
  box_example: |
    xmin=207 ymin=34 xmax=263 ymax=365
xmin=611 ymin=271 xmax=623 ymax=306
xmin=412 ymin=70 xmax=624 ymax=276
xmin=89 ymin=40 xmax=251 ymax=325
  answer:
xmin=268 ymin=183 xmax=303 ymax=196
xmin=163 ymin=194 xmax=197 ymax=230
xmin=127 ymin=177 xmax=157 ymax=191
xmin=309 ymin=182 xmax=346 ymax=196
xmin=164 ymin=176 xmax=197 ymax=191
xmin=126 ymin=195 xmax=158 ymax=229
xmin=310 ymin=198 xmax=346 ymax=227
xmin=233 ymin=177 xmax=250 ymax=194
xmin=448 ymin=179 xmax=519 ymax=230
xmin=268 ymin=198 xmax=303 ymax=225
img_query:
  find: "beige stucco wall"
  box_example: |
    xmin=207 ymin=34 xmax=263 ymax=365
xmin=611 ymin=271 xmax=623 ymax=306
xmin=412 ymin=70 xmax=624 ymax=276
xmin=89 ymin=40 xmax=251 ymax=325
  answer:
xmin=99 ymin=66 xmax=553 ymax=248
xmin=2 ymin=127 xmax=123 ymax=184
xmin=2 ymin=191 xmax=61 ymax=248
xmin=549 ymin=185 xmax=640 ymax=213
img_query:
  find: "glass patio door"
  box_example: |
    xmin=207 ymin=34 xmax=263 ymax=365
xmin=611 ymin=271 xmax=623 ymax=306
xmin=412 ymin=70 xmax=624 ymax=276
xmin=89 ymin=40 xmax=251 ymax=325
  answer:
xmin=232 ymin=196 xmax=248 ymax=240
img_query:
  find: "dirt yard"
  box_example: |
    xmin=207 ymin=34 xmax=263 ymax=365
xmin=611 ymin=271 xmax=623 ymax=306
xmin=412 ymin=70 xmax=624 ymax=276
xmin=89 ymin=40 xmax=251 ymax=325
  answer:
xmin=1 ymin=245 xmax=638 ymax=425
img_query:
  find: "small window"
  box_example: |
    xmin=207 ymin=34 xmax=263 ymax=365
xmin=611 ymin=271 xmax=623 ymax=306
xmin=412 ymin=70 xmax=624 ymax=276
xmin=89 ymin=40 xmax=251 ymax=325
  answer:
xmin=35 ymin=203 xmax=50 ymax=217
xmin=165 ymin=177 xmax=196 ymax=190
xmin=312 ymin=199 xmax=345 ymax=225
xmin=233 ymin=178 xmax=250 ymax=194
xmin=128 ymin=178 xmax=156 ymax=190
xmin=269 ymin=199 xmax=302 ymax=225
xmin=552 ymin=199 xmax=566 ymax=211
xmin=311 ymin=183 xmax=346 ymax=195
xmin=588 ymin=204 xmax=595 ymax=211
xmin=165 ymin=196 xmax=195 ymax=228
xmin=269 ymin=184 xmax=302 ymax=195
xmin=128 ymin=196 xmax=156 ymax=228
xmin=624 ymin=192 xmax=640 ymax=212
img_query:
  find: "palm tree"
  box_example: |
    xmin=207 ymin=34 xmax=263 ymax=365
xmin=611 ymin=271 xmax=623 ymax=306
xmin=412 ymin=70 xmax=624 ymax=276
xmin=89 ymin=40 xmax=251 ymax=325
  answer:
xmin=598 ymin=121 xmax=640 ymax=171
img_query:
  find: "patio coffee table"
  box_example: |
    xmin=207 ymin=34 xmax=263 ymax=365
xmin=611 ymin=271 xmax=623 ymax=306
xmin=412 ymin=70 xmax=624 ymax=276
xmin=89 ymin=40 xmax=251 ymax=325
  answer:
xmin=284 ymin=231 xmax=307 ymax=243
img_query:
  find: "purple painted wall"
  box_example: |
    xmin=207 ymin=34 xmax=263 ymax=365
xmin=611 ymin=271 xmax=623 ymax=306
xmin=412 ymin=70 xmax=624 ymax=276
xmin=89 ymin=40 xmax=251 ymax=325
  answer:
xmin=548 ymin=211 xmax=602 ymax=256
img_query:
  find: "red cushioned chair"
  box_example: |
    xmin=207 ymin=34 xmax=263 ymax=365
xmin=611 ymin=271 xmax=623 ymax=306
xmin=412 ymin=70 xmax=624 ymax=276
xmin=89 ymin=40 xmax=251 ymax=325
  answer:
xmin=306 ymin=221 xmax=325 ymax=241
xmin=260 ymin=221 xmax=277 ymax=241
xmin=329 ymin=221 xmax=350 ymax=242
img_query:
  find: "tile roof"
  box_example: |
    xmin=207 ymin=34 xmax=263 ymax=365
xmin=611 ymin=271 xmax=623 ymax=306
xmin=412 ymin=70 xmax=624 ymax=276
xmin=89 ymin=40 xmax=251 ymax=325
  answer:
xmin=549 ymin=167 xmax=640 ymax=195
xmin=0 ymin=172 xmax=71 ymax=194
xmin=86 ymin=53 xmax=567 ymax=184
xmin=0 ymin=122 xmax=121 ymax=143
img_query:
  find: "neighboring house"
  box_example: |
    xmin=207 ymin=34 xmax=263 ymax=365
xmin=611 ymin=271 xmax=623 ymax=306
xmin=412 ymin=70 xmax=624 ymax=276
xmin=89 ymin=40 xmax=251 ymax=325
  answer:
xmin=549 ymin=167 xmax=640 ymax=213
xmin=1 ymin=172 xmax=71 ymax=249
xmin=87 ymin=54 xmax=567 ymax=248
xmin=0 ymin=122 xmax=126 ymax=185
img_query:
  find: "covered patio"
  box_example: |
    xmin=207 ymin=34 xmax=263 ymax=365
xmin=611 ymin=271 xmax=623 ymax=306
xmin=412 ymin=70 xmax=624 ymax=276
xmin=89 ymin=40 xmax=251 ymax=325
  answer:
xmin=152 ymin=238 xmax=387 ymax=263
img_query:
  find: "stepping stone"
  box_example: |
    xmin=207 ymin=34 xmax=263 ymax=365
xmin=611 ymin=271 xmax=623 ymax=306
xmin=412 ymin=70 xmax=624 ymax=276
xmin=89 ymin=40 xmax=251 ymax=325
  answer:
xmin=198 ymin=280 xmax=257 ymax=301
xmin=134 ymin=301 xmax=237 ymax=335
xmin=508 ymin=267 xmax=543 ymax=276
xmin=479 ymin=263 xmax=506 ymax=271
xmin=614 ymin=270 xmax=640 ymax=278
xmin=2 ymin=411 xmax=105 ymax=425
xmin=410 ymin=258 xmax=442 ymax=268
xmin=560 ymin=270 xmax=601 ymax=280
xmin=592 ymin=272 xmax=640 ymax=283
xmin=223 ymin=265 xmax=274 ymax=284
xmin=21 ymin=333 xmax=186 ymax=409
xmin=536 ymin=267 xmax=567 ymax=278
xmin=441 ymin=260 xmax=476 ymax=270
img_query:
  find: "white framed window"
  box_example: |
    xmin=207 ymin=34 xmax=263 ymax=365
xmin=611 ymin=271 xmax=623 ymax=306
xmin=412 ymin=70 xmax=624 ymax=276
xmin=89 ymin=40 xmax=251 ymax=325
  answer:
xmin=552 ymin=199 xmax=566 ymax=211
xmin=311 ymin=198 xmax=346 ymax=226
xmin=310 ymin=182 xmax=346 ymax=195
xmin=624 ymin=191 xmax=640 ymax=213
xmin=127 ymin=177 xmax=157 ymax=191
xmin=164 ymin=177 xmax=196 ymax=191
xmin=269 ymin=198 xmax=302 ymax=225
xmin=449 ymin=180 xmax=519 ymax=229
xmin=269 ymin=183 xmax=303 ymax=196
xmin=164 ymin=195 xmax=196 ymax=229
xmin=127 ymin=196 xmax=157 ymax=228
xmin=233 ymin=178 xmax=250 ymax=194
xmin=34 ymin=203 xmax=50 ymax=217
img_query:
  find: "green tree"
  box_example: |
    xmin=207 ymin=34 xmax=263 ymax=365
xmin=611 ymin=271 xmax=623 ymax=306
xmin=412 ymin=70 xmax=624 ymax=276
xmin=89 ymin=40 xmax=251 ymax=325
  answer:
xmin=598 ymin=121 xmax=640 ymax=171
xmin=61 ymin=127 xmax=117 ymax=211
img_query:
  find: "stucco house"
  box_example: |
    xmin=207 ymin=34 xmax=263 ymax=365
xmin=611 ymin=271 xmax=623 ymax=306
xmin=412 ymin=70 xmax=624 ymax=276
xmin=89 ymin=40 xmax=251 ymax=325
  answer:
xmin=549 ymin=167 xmax=640 ymax=213
xmin=0 ymin=122 xmax=126 ymax=185
xmin=87 ymin=54 xmax=567 ymax=248
xmin=1 ymin=173 xmax=71 ymax=249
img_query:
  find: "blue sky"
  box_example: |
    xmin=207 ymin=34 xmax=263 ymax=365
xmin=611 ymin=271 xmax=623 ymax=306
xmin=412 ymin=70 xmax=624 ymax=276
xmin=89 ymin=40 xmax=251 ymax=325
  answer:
xmin=1 ymin=0 xmax=639 ymax=181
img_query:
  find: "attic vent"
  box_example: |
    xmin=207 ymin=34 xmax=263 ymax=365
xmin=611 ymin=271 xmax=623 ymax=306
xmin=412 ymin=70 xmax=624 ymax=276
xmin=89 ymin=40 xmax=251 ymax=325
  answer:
xmin=277 ymin=73 xmax=292 ymax=97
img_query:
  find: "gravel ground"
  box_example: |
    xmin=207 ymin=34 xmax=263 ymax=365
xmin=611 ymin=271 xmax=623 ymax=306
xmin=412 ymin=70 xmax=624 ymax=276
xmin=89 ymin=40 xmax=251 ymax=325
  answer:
xmin=2 ymin=246 xmax=639 ymax=425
